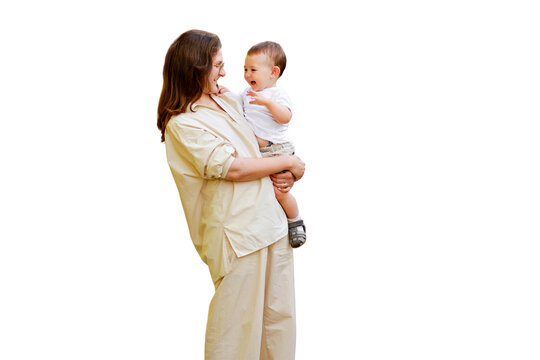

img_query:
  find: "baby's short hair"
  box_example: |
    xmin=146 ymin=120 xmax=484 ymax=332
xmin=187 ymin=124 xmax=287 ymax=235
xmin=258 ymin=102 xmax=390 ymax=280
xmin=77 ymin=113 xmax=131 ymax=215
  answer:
xmin=247 ymin=41 xmax=287 ymax=77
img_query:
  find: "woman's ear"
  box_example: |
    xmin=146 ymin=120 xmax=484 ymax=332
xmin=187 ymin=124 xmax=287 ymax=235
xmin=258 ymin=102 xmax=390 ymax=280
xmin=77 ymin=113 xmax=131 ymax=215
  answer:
xmin=271 ymin=66 xmax=281 ymax=78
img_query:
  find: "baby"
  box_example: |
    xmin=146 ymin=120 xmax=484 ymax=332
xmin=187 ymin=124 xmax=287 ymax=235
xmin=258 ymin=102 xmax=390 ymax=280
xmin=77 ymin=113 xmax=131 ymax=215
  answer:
xmin=242 ymin=41 xmax=306 ymax=248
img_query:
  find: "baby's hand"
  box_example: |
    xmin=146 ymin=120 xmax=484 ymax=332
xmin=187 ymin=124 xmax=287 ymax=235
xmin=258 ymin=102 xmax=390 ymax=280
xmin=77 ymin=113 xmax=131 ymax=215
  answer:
xmin=247 ymin=90 xmax=268 ymax=106
xmin=217 ymin=84 xmax=230 ymax=94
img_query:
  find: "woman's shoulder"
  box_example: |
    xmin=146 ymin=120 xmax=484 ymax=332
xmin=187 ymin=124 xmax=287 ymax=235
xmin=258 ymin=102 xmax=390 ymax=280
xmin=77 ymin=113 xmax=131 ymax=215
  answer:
xmin=168 ymin=111 xmax=192 ymax=126
xmin=166 ymin=107 xmax=204 ymax=134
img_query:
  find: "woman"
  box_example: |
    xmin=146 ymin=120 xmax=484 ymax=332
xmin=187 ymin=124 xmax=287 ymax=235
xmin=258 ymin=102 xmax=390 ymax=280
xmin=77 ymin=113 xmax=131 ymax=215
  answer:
xmin=157 ymin=30 xmax=305 ymax=359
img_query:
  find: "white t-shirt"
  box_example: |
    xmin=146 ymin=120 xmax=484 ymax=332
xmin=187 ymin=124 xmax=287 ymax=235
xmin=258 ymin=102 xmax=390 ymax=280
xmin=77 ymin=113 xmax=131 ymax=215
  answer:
xmin=241 ymin=87 xmax=293 ymax=144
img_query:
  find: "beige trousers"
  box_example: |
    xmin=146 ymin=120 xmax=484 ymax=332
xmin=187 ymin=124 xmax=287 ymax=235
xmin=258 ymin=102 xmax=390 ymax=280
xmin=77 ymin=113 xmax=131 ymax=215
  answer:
xmin=205 ymin=236 xmax=296 ymax=360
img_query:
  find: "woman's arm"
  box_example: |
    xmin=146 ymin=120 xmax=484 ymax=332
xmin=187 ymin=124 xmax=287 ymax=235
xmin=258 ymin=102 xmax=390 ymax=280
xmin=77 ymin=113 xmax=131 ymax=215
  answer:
xmin=225 ymin=155 xmax=305 ymax=182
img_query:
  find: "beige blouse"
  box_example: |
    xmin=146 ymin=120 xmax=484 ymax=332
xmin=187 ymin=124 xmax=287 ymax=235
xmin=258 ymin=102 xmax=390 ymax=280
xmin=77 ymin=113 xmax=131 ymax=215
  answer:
xmin=164 ymin=93 xmax=287 ymax=282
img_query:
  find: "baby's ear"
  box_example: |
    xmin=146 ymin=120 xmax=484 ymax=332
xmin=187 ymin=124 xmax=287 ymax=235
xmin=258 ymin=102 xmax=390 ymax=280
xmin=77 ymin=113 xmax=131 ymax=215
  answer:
xmin=271 ymin=66 xmax=281 ymax=78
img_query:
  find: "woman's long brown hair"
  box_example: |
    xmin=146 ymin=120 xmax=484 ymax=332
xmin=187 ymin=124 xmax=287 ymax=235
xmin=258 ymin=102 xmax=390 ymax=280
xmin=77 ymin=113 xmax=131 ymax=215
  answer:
xmin=157 ymin=30 xmax=222 ymax=142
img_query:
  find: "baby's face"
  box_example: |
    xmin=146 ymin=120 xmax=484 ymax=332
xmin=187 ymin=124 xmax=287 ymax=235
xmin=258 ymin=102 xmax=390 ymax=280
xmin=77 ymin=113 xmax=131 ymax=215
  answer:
xmin=244 ymin=53 xmax=276 ymax=91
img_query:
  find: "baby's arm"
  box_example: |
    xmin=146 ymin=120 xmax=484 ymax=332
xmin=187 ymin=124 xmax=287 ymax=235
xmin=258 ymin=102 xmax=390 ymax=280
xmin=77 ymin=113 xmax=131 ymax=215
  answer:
xmin=247 ymin=90 xmax=292 ymax=124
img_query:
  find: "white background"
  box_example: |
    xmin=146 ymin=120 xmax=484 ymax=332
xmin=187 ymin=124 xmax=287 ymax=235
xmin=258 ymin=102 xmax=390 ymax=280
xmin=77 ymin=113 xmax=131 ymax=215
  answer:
xmin=1 ymin=0 xmax=539 ymax=359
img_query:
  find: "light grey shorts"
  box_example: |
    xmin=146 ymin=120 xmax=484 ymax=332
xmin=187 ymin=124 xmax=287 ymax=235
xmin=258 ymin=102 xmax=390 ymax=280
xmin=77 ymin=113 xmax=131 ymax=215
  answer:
xmin=259 ymin=141 xmax=295 ymax=158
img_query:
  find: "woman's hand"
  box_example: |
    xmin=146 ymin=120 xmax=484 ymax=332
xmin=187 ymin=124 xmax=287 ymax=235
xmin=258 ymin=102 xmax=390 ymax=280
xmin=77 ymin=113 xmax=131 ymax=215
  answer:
xmin=270 ymin=155 xmax=305 ymax=192
xmin=270 ymin=171 xmax=295 ymax=193
xmin=288 ymin=155 xmax=305 ymax=181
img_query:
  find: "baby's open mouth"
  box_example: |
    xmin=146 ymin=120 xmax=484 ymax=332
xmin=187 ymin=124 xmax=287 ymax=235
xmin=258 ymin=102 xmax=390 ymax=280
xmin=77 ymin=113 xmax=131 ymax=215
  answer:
xmin=251 ymin=81 xmax=256 ymax=85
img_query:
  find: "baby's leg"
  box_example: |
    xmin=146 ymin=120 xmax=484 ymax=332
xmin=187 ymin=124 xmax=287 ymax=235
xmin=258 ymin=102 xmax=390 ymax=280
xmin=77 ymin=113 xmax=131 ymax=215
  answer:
xmin=274 ymin=188 xmax=306 ymax=248
xmin=274 ymin=187 xmax=299 ymax=219
xmin=260 ymin=142 xmax=306 ymax=247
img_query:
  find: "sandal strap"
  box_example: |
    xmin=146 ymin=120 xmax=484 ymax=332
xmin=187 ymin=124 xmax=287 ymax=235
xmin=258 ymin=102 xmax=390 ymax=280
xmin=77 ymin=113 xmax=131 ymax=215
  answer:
xmin=288 ymin=220 xmax=305 ymax=229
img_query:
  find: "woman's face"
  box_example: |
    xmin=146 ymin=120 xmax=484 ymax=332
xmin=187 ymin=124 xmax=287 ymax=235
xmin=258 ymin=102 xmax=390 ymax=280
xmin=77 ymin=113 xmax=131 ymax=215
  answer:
xmin=204 ymin=49 xmax=226 ymax=95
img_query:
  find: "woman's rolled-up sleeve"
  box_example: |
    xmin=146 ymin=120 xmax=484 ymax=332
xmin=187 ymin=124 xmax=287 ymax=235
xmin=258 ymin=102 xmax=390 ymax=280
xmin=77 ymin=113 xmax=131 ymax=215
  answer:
xmin=168 ymin=122 xmax=237 ymax=179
